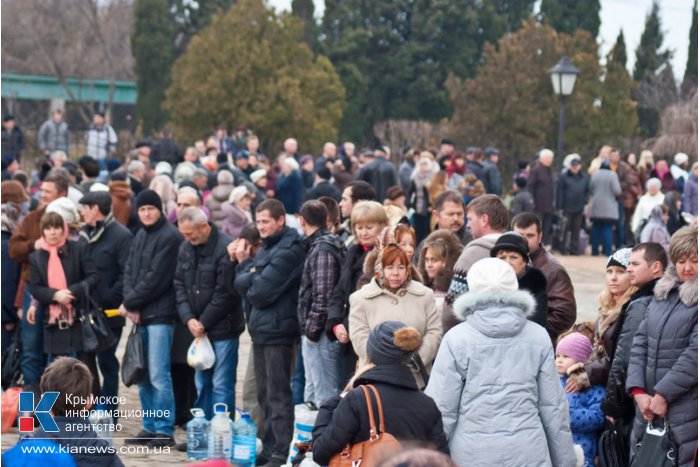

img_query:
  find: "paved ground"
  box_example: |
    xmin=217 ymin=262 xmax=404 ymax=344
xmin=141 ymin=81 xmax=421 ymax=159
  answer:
xmin=1 ymin=251 xmax=607 ymax=466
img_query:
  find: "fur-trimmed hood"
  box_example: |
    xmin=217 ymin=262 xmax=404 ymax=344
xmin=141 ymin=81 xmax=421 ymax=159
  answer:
xmin=417 ymin=229 xmax=464 ymax=293
xmin=452 ymin=289 xmax=537 ymax=338
xmin=654 ymin=265 xmax=698 ymax=307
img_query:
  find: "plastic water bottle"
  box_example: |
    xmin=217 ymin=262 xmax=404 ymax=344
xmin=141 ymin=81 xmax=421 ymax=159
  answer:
xmin=186 ymin=408 xmax=210 ymax=460
xmin=89 ymin=404 xmax=113 ymax=446
xmin=208 ymin=403 xmax=234 ymax=459
xmin=231 ymin=410 xmax=257 ymax=466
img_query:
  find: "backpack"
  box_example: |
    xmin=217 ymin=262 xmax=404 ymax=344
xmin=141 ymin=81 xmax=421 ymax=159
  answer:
xmin=329 ymin=385 xmax=401 ymax=467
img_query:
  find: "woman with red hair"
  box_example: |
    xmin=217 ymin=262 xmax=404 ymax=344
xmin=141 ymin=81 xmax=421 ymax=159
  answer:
xmin=348 ymin=244 xmax=441 ymax=388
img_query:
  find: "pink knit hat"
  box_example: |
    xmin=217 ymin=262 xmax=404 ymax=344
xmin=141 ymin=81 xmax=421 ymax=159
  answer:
xmin=556 ymin=332 xmax=593 ymax=364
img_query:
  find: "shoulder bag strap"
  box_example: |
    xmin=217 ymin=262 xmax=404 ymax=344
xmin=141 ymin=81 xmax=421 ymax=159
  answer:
xmin=366 ymin=385 xmax=386 ymax=435
xmin=359 ymin=385 xmax=379 ymax=440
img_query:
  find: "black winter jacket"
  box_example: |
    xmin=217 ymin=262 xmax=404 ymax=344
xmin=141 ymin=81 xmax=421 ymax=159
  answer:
xmin=326 ymin=243 xmax=370 ymax=339
xmin=1 ymin=127 xmax=25 ymax=159
xmin=303 ymin=180 xmax=342 ymax=203
xmin=510 ymin=190 xmax=535 ymax=219
xmin=235 ymin=226 xmax=306 ymax=345
xmin=518 ymin=266 xmax=548 ymax=328
xmin=356 ymin=158 xmax=399 ymax=203
xmin=556 ymin=170 xmax=590 ymax=213
xmin=122 ymin=216 xmax=183 ymax=325
xmin=22 ymin=416 xmax=124 ymax=467
xmin=79 ymin=215 xmax=133 ymax=329
xmin=29 ymin=240 xmax=100 ymax=354
xmin=174 ymin=224 xmax=244 ymax=342
xmin=297 ymin=230 xmax=346 ymax=341
xmin=601 ymin=279 xmax=657 ymax=421
xmin=312 ymin=364 xmax=449 ymax=465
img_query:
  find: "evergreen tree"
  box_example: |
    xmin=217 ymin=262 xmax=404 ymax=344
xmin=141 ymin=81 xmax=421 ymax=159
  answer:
xmin=132 ymin=0 xmax=176 ymax=135
xmin=610 ymin=29 xmax=627 ymax=68
xmin=684 ymin=0 xmax=698 ymax=88
xmin=165 ymin=0 xmax=345 ymax=154
xmin=320 ymin=0 xmax=535 ymax=142
xmin=633 ymin=1 xmax=671 ymax=82
xmin=292 ymin=0 xmax=319 ymax=51
xmin=539 ymin=0 xmax=601 ymax=38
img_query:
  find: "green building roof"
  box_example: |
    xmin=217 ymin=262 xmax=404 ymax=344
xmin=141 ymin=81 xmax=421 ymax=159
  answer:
xmin=2 ymin=73 xmax=137 ymax=104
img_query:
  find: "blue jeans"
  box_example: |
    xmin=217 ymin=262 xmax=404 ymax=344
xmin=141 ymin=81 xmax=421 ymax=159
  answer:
xmin=20 ymin=290 xmax=44 ymax=386
xmin=98 ymin=327 xmax=124 ymax=417
xmin=301 ymin=335 xmax=340 ymax=407
xmin=615 ymin=202 xmax=626 ymax=248
xmin=291 ymin=341 xmax=305 ymax=405
xmin=194 ymin=337 xmax=239 ymax=419
xmin=138 ymin=324 xmax=176 ymax=436
xmin=592 ymin=221 xmax=614 ymax=256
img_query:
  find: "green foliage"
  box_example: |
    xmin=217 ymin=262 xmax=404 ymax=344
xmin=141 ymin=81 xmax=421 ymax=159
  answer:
xmin=539 ymin=0 xmax=600 ymax=38
xmin=319 ymin=0 xmax=535 ymax=142
xmin=291 ymin=0 xmax=319 ymax=52
xmin=447 ymin=20 xmax=638 ymax=177
xmin=610 ymin=29 xmax=627 ymax=68
xmin=170 ymin=0 xmax=236 ymax=55
xmin=165 ymin=0 xmax=346 ymax=154
xmin=633 ymin=1 xmax=672 ymax=82
xmin=132 ymin=0 xmax=176 ymax=135
xmin=684 ymin=0 xmax=698 ymax=86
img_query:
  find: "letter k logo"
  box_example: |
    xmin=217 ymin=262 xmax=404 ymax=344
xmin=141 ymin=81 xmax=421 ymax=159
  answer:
xmin=18 ymin=392 xmax=59 ymax=432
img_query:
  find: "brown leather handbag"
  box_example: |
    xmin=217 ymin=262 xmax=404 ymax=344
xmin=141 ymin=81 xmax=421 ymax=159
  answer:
xmin=329 ymin=385 xmax=401 ymax=467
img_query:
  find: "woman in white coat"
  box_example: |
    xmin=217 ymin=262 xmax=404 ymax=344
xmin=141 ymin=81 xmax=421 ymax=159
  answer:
xmin=426 ymin=258 xmax=576 ymax=467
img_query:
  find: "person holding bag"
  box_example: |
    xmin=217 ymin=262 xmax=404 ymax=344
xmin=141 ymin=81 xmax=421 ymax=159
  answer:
xmin=312 ymin=321 xmax=448 ymax=465
xmin=28 ymin=211 xmax=99 ymax=391
xmin=627 ymin=225 xmax=698 ymax=467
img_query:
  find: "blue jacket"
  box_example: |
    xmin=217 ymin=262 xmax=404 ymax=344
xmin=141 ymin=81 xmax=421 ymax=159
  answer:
xmin=235 ymin=226 xmax=307 ymax=345
xmin=560 ymin=376 xmax=605 ymax=466
xmin=276 ymin=170 xmax=304 ymax=214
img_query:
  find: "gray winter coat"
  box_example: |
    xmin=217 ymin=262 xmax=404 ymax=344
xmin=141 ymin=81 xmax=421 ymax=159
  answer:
xmin=626 ymin=266 xmax=698 ymax=467
xmin=589 ymin=167 xmax=621 ymax=221
xmin=426 ymin=289 xmax=576 ymax=467
xmin=205 ymin=183 xmax=234 ymax=229
xmin=38 ymin=119 xmax=70 ymax=153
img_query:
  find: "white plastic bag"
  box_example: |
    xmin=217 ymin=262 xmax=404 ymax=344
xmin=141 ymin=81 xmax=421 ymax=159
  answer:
xmin=187 ymin=335 xmax=216 ymax=370
xmin=287 ymin=403 xmax=319 ymax=466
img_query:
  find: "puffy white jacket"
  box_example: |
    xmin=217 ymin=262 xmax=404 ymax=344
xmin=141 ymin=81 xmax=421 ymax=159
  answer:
xmin=426 ymin=289 xmax=577 ymax=467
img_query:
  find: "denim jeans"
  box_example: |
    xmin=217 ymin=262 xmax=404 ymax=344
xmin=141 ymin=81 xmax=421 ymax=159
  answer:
xmin=194 ymin=337 xmax=239 ymax=419
xmin=253 ymin=343 xmax=294 ymax=461
xmin=291 ymin=342 xmax=305 ymax=405
xmin=98 ymin=327 xmax=124 ymax=416
xmin=20 ymin=289 xmax=44 ymax=386
xmin=301 ymin=335 xmax=340 ymax=407
xmin=138 ymin=324 xmax=176 ymax=436
xmin=591 ymin=221 xmax=614 ymax=256
xmin=614 ymin=202 xmax=626 ymax=249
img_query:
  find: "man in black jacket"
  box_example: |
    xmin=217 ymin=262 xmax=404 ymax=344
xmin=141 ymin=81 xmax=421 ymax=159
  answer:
xmin=174 ymin=207 xmax=244 ymax=419
xmin=556 ymin=156 xmax=589 ymax=255
xmin=356 ymin=146 xmax=399 ymax=203
xmin=78 ymin=191 xmax=133 ymax=420
xmin=602 ymin=242 xmax=667 ymax=429
xmin=234 ymin=199 xmax=307 ymax=467
xmin=303 ymin=167 xmax=342 ymax=203
xmin=120 ymin=189 xmax=183 ymax=448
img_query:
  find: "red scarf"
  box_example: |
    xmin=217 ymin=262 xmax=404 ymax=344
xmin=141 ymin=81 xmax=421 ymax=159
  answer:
xmin=39 ymin=222 xmax=74 ymax=326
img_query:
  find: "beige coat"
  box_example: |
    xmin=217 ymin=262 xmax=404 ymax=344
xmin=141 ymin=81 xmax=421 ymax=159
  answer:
xmin=349 ymin=279 xmax=442 ymax=384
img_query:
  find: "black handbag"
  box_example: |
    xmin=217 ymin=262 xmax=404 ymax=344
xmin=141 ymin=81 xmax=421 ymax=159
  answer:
xmin=121 ymin=324 xmax=147 ymax=387
xmin=78 ymin=283 xmax=117 ymax=353
xmin=1 ymin=329 xmax=22 ymax=389
xmin=598 ymin=419 xmax=630 ymax=467
xmin=630 ymin=418 xmax=678 ymax=467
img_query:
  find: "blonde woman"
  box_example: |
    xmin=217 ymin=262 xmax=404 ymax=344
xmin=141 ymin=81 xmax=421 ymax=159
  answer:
xmin=149 ymin=174 xmax=177 ymax=217
xmin=565 ymin=248 xmax=637 ymax=393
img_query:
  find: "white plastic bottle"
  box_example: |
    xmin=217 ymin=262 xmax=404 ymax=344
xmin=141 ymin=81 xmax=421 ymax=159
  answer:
xmin=208 ymin=403 xmax=234 ymax=459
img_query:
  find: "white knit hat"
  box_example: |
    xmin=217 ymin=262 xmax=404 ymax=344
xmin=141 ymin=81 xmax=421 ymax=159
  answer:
xmin=155 ymin=161 xmax=173 ymax=176
xmin=250 ymin=169 xmax=267 ymax=184
xmin=467 ymin=258 xmax=518 ymax=294
xmin=89 ymin=182 xmax=110 ymax=192
xmin=228 ymin=186 xmax=251 ymax=204
xmin=674 ymin=153 xmax=689 ymax=165
xmin=46 ymin=197 xmax=81 ymax=225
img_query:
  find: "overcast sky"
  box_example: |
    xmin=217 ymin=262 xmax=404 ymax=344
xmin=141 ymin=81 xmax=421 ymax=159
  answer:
xmin=268 ymin=0 xmax=696 ymax=81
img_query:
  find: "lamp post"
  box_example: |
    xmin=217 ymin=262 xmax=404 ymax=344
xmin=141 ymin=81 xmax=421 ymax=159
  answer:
xmin=548 ymin=55 xmax=580 ymax=171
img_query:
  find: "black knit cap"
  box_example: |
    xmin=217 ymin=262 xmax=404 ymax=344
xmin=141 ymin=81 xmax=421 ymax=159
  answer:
xmin=490 ymin=231 xmax=530 ymax=262
xmin=366 ymin=321 xmax=421 ymax=365
xmin=135 ymin=189 xmax=163 ymax=212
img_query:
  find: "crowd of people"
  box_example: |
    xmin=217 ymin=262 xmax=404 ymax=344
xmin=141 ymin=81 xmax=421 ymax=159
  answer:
xmin=1 ymin=116 xmax=697 ymax=467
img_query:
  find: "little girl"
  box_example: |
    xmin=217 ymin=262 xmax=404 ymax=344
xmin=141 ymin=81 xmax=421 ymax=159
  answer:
xmin=556 ymin=332 xmax=605 ymax=467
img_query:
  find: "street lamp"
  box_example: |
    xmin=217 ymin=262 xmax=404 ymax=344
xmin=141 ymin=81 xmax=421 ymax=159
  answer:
xmin=549 ymin=55 xmax=580 ymax=171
